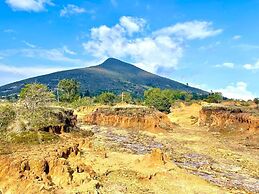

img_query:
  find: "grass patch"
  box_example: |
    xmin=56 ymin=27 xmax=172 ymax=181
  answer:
xmin=1 ymin=131 xmax=60 ymax=145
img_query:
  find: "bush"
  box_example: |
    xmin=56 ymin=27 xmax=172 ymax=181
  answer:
xmin=3 ymin=131 xmax=59 ymax=145
xmin=0 ymin=104 xmax=16 ymax=131
xmin=58 ymin=79 xmax=80 ymax=103
xmin=70 ymin=97 xmax=93 ymax=108
xmin=144 ymin=88 xmax=171 ymax=113
xmin=95 ymin=92 xmax=118 ymax=105
xmin=206 ymin=92 xmax=223 ymax=103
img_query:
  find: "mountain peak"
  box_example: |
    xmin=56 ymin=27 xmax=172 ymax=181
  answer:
xmin=98 ymin=58 xmax=143 ymax=74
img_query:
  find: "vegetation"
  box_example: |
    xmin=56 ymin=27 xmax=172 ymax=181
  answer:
xmin=58 ymin=79 xmax=80 ymax=102
xmin=19 ymin=83 xmax=59 ymax=131
xmin=144 ymin=88 xmax=172 ymax=113
xmin=95 ymin=92 xmax=118 ymax=105
xmin=0 ymin=104 xmax=16 ymax=131
xmin=206 ymin=92 xmax=223 ymax=103
xmin=121 ymin=92 xmax=133 ymax=103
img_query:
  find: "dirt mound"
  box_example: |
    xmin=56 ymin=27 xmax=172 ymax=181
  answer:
xmin=84 ymin=106 xmax=175 ymax=133
xmin=199 ymin=105 xmax=259 ymax=132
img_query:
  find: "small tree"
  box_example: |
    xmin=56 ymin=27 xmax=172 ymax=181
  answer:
xmin=58 ymin=79 xmax=80 ymax=103
xmin=144 ymin=88 xmax=171 ymax=113
xmin=254 ymin=98 xmax=259 ymax=108
xmin=20 ymin=83 xmax=54 ymax=112
xmin=0 ymin=104 xmax=16 ymax=131
xmin=96 ymin=92 xmax=117 ymax=105
xmin=120 ymin=92 xmax=133 ymax=103
xmin=19 ymin=83 xmax=56 ymax=130
xmin=206 ymin=92 xmax=223 ymax=103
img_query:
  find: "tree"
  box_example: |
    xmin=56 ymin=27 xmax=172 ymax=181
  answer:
xmin=19 ymin=83 xmax=56 ymax=130
xmin=254 ymin=98 xmax=259 ymax=108
xmin=58 ymin=79 xmax=80 ymax=102
xmin=120 ymin=92 xmax=133 ymax=103
xmin=95 ymin=92 xmax=117 ymax=105
xmin=0 ymin=104 xmax=16 ymax=131
xmin=206 ymin=92 xmax=223 ymax=103
xmin=20 ymin=83 xmax=54 ymax=112
xmin=144 ymin=88 xmax=171 ymax=113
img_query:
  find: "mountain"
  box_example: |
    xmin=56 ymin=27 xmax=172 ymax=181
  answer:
xmin=0 ymin=58 xmax=208 ymax=97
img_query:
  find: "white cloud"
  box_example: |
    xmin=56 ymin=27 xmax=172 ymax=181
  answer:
xmin=154 ymin=21 xmax=222 ymax=40
xmin=243 ymin=60 xmax=259 ymax=70
xmin=232 ymin=35 xmax=241 ymax=40
xmin=119 ymin=16 xmax=146 ymax=35
xmin=0 ymin=47 xmax=80 ymax=64
xmin=22 ymin=41 xmax=36 ymax=48
xmin=63 ymin=46 xmax=77 ymax=55
xmin=83 ymin=16 xmax=222 ymax=73
xmin=216 ymin=82 xmax=255 ymax=100
xmin=3 ymin=29 xmax=15 ymax=33
xmin=0 ymin=63 xmax=64 ymax=77
xmin=215 ymin=62 xmax=235 ymax=68
xmin=5 ymin=0 xmax=53 ymax=12
xmin=60 ymin=4 xmax=86 ymax=17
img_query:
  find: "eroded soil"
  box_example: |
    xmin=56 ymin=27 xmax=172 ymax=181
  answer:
xmin=0 ymin=103 xmax=258 ymax=193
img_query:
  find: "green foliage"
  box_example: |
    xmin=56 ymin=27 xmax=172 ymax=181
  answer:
xmin=95 ymin=92 xmax=118 ymax=105
xmin=19 ymin=83 xmax=54 ymax=110
xmin=3 ymin=131 xmax=59 ymax=145
xmin=206 ymin=92 xmax=223 ymax=103
xmin=121 ymin=92 xmax=133 ymax=103
xmin=144 ymin=88 xmax=171 ymax=113
xmin=58 ymin=79 xmax=80 ymax=102
xmin=70 ymin=97 xmax=93 ymax=108
xmin=19 ymin=83 xmax=58 ymax=131
xmin=0 ymin=104 xmax=16 ymax=131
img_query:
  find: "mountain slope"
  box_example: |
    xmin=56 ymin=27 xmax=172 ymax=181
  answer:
xmin=0 ymin=58 xmax=208 ymax=97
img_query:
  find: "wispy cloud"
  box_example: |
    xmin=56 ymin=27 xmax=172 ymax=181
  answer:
xmin=0 ymin=47 xmax=81 ymax=64
xmin=0 ymin=63 xmax=64 ymax=76
xmin=5 ymin=0 xmax=53 ymax=12
xmin=83 ymin=16 xmax=223 ymax=73
xmin=22 ymin=41 xmax=36 ymax=48
xmin=60 ymin=4 xmax=87 ymax=17
xmin=3 ymin=29 xmax=15 ymax=33
xmin=232 ymin=35 xmax=241 ymax=40
xmin=154 ymin=20 xmax=222 ymax=40
xmin=235 ymin=44 xmax=259 ymax=50
xmin=215 ymin=62 xmax=235 ymax=69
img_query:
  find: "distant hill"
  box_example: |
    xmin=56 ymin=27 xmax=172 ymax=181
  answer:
xmin=0 ymin=58 xmax=208 ymax=97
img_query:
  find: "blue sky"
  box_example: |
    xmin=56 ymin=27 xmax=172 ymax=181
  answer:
xmin=0 ymin=0 xmax=258 ymax=99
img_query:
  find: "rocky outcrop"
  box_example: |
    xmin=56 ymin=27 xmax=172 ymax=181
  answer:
xmin=199 ymin=105 xmax=259 ymax=132
xmin=84 ymin=106 xmax=175 ymax=132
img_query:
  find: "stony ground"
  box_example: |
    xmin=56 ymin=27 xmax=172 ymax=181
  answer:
xmin=0 ymin=103 xmax=258 ymax=193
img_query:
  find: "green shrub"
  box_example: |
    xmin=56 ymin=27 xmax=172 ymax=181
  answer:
xmin=0 ymin=104 xmax=16 ymax=131
xmin=3 ymin=131 xmax=59 ymax=145
xmin=70 ymin=97 xmax=93 ymax=108
xmin=206 ymin=92 xmax=223 ymax=103
xmin=144 ymin=88 xmax=171 ymax=113
xmin=58 ymin=79 xmax=80 ymax=102
xmin=95 ymin=92 xmax=118 ymax=105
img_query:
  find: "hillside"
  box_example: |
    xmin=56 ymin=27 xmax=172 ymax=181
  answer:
xmin=0 ymin=58 xmax=207 ymax=97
